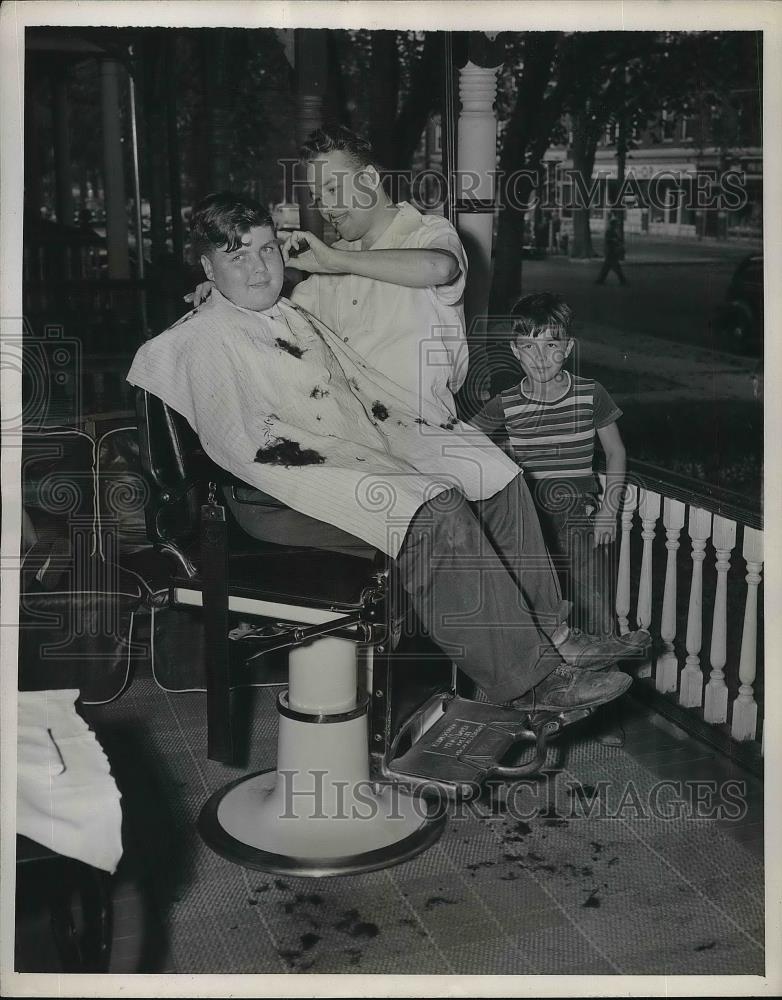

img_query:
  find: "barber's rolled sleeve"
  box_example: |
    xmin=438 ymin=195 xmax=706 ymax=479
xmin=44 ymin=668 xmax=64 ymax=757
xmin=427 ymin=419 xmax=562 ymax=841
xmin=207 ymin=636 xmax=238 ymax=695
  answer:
xmin=411 ymin=220 xmax=468 ymax=306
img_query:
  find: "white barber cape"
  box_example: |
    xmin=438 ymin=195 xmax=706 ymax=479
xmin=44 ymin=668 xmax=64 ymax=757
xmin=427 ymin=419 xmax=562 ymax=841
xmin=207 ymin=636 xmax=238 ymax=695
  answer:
xmin=127 ymin=290 xmax=519 ymax=557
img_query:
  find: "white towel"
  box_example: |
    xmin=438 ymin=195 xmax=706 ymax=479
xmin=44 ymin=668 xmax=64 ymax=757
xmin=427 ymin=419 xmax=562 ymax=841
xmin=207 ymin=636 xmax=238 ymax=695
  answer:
xmin=16 ymin=689 xmax=123 ymax=874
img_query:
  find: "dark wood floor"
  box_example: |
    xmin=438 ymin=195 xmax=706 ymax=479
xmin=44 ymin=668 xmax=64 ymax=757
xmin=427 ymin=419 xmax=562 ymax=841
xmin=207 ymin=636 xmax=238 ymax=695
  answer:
xmin=619 ymin=696 xmax=763 ymax=859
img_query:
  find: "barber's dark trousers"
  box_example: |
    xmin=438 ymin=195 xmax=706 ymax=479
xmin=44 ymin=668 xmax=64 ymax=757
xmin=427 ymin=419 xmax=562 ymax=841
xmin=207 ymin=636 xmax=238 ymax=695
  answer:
xmin=394 ymin=475 xmax=570 ymax=704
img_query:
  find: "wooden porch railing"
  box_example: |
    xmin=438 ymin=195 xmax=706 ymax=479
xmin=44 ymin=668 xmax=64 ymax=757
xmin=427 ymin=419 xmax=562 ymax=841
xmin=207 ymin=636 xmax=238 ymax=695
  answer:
xmin=604 ymin=460 xmax=763 ymax=768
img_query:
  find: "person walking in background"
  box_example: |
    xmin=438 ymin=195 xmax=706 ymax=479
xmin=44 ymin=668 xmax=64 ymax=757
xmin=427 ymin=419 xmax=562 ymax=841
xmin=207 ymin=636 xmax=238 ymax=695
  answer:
xmin=595 ymin=214 xmax=627 ymax=286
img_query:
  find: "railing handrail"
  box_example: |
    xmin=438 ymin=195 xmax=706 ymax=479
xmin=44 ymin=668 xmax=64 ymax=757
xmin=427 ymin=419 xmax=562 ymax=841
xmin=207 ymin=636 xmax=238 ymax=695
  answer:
xmin=601 ymin=457 xmax=762 ymax=532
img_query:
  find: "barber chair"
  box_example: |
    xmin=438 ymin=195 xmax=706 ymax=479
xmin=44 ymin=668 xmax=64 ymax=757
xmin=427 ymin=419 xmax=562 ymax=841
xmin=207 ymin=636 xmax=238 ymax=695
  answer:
xmin=135 ymin=389 xmax=589 ymax=877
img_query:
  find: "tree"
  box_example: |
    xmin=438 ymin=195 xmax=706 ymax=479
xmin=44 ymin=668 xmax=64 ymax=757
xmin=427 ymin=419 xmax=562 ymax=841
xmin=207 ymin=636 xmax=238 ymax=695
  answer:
xmin=134 ymin=29 xmax=169 ymax=267
xmin=329 ymin=30 xmax=445 ymax=173
xmin=488 ymin=32 xmax=576 ymax=316
xmin=488 ymin=30 xmax=761 ymax=310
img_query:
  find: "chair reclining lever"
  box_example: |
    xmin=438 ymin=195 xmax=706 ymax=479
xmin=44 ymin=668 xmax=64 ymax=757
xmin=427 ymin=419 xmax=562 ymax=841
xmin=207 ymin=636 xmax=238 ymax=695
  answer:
xmin=243 ymin=611 xmax=374 ymax=663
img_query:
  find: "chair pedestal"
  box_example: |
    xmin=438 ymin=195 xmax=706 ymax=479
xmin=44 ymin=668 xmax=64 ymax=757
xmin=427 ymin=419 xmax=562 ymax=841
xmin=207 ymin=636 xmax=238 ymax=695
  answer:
xmin=198 ymin=635 xmax=446 ymax=876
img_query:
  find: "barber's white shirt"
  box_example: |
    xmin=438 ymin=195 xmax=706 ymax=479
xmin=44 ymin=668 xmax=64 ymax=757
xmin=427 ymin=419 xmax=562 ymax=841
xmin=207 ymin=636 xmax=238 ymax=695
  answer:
xmin=291 ymin=202 xmax=468 ymax=418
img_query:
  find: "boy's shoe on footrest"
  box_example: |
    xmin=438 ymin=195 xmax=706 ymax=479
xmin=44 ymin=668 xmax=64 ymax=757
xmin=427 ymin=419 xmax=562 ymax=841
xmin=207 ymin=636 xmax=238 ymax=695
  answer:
xmin=556 ymin=627 xmax=651 ymax=671
xmin=511 ymin=663 xmax=632 ymax=713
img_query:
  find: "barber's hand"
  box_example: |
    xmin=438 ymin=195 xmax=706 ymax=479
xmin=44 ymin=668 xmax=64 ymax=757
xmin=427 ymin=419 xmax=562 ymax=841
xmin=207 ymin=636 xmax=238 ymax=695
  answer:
xmin=281 ymin=231 xmax=339 ymax=273
xmin=593 ymin=507 xmax=617 ymax=547
xmin=183 ymin=280 xmax=215 ymax=307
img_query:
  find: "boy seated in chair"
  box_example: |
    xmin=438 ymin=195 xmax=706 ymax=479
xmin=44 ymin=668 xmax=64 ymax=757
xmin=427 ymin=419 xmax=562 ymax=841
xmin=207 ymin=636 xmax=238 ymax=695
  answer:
xmin=128 ymin=193 xmax=647 ymax=717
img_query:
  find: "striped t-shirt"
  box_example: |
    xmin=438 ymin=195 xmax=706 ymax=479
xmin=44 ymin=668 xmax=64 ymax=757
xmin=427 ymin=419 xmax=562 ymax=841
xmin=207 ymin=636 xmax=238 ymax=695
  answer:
xmin=471 ymin=373 xmax=622 ymax=498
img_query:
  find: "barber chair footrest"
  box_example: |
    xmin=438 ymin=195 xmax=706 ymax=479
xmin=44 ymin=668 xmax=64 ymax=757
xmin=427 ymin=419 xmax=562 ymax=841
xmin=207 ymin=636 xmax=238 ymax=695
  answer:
xmin=384 ymin=695 xmax=591 ymax=797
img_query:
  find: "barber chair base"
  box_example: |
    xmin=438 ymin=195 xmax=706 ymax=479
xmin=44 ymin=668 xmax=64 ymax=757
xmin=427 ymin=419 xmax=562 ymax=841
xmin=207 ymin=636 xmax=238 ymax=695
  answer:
xmin=198 ymin=769 xmax=446 ymax=877
xmin=198 ymin=635 xmax=446 ymax=877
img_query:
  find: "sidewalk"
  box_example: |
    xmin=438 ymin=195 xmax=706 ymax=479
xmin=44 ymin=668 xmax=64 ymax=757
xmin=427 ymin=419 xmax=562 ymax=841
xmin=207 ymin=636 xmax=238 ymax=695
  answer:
xmin=576 ymin=319 xmax=759 ymax=405
xmin=561 ymin=232 xmax=762 ymax=267
xmin=573 ymin=319 xmax=762 ymax=502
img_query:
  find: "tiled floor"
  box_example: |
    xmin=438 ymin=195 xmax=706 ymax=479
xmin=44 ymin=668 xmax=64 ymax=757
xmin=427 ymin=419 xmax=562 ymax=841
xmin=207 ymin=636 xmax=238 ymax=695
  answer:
xmin=14 ymin=672 xmax=764 ymax=977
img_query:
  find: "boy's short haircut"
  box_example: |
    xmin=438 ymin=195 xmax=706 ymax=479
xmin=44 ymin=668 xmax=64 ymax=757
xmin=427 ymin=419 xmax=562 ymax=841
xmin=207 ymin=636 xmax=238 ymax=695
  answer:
xmin=300 ymin=126 xmax=382 ymax=172
xmin=190 ymin=192 xmax=273 ymax=262
xmin=510 ymin=291 xmax=574 ymax=340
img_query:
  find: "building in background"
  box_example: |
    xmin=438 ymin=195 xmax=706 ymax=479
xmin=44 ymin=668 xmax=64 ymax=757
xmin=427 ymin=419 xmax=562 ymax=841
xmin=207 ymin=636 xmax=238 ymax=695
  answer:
xmin=545 ymin=94 xmax=762 ymax=243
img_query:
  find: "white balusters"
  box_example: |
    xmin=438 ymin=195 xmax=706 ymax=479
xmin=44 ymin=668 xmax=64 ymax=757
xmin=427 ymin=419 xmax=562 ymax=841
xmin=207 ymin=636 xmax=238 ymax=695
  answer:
xmin=704 ymin=516 xmax=737 ymax=723
xmin=731 ymin=527 xmax=763 ymax=741
xmin=679 ymin=507 xmax=713 ymax=708
xmin=616 ymin=483 xmax=638 ymax=635
xmin=610 ymin=475 xmax=762 ymax=746
xmin=656 ymin=498 xmax=685 ymax=694
xmin=635 ymin=489 xmax=661 ymax=678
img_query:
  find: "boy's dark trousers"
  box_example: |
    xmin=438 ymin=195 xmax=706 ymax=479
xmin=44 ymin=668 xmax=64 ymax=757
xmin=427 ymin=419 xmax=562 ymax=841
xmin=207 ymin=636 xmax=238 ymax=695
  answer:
xmin=532 ymin=493 xmax=618 ymax=638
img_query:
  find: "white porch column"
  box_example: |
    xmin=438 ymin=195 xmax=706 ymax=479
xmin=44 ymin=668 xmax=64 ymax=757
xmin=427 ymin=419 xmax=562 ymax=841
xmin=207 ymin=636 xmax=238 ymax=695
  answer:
xmin=100 ymin=57 xmax=130 ymax=279
xmin=456 ymin=60 xmax=502 ymax=327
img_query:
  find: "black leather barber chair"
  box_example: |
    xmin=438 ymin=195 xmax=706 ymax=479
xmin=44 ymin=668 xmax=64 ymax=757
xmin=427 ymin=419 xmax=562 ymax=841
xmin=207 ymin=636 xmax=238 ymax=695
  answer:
xmin=135 ymin=389 xmax=586 ymax=877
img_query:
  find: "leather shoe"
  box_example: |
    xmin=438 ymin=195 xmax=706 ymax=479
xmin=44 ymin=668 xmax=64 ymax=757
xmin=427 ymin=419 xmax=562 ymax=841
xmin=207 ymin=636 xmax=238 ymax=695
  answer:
xmin=512 ymin=663 xmax=632 ymax=713
xmin=556 ymin=628 xmax=650 ymax=671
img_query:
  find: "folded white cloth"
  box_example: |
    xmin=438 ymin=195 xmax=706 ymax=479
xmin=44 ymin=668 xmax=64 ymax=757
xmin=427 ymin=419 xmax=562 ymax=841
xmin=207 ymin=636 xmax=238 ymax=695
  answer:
xmin=16 ymin=690 xmax=123 ymax=873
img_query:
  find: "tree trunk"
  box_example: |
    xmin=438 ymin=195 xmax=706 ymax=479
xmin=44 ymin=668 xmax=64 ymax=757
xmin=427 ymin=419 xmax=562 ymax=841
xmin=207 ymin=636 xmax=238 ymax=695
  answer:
xmin=488 ymin=186 xmax=528 ymax=318
xmin=485 ymin=202 xmax=528 ymax=395
xmin=325 ymin=29 xmax=351 ymax=129
xmin=138 ymin=32 xmax=169 ymax=269
xmin=147 ymin=106 xmax=167 ymax=266
xmin=166 ymin=33 xmax=184 ymax=267
xmin=205 ymin=30 xmax=232 ymax=190
xmin=295 ymin=29 xmax=327 ymax=237
xmin=370 ymin=31 xmax=400 ymax=168
xmin=615 ymin=64 xmax=627 ymax=244
xmin=190 ymin=34 xmax=210 ymax=200
xmin=391 ymin=32 xmax=443 ymax=170
xmin=486 ymin=33 xmax=560 ymax=314
xmin=570 ymin=107 xmax=598 ymax=259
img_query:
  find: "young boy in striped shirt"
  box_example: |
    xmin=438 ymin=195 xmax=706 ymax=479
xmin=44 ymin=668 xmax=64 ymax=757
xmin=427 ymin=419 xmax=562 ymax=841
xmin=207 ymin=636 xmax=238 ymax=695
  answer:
xmin=473 ymin=292 xmax=647 ymax=654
